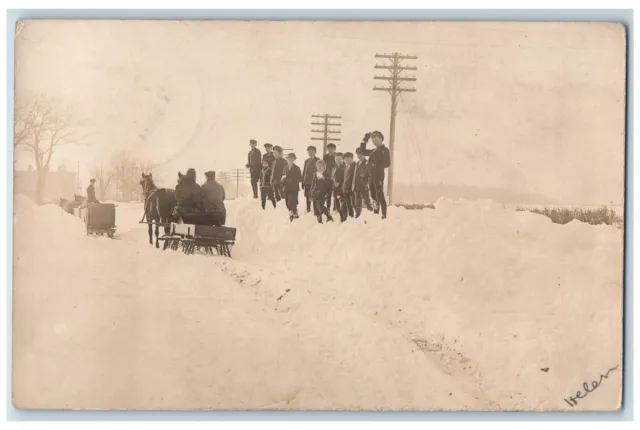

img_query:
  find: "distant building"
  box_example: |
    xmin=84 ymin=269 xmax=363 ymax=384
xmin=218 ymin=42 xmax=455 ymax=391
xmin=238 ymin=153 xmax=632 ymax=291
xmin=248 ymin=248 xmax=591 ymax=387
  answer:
xmin=14 ymin=170 xmax=77 ymax=203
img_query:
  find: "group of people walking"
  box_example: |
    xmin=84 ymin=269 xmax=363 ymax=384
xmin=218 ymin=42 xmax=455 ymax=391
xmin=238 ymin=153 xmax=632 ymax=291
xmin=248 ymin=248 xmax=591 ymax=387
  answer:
xmin=246 ymin=131 xmax=391 ymax=223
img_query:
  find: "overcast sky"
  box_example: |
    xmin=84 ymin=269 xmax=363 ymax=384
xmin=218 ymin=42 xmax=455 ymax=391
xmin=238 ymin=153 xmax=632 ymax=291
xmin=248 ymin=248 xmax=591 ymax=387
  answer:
xmin=14 ymin=20 xmax=626 ymax=204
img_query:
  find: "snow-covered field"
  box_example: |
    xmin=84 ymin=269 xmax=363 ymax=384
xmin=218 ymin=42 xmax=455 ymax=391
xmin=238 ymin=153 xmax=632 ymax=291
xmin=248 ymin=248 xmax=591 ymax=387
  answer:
xmin=12 ymin=195 xmax=623 ymax=411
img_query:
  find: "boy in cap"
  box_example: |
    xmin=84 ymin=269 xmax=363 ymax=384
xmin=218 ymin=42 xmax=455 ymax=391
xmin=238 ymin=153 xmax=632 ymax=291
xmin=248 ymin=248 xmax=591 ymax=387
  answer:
xmin=310 ymin=159 xmax=334 ymax=223
xmin=331 ymin=152 xmax=347 ymax=222
xmin=353 ymin=148 xmax=373 ymax=218
xmin=202 ymin=171 xmax=226 ymax=226
xmin=323 ymin=143 xmax=337 ymax=212
xmin=341 ymin=152 xmax=356 ymax=218
xmin=259 ymin=159 xmax=277 ymax=210
xmin=263 ymin=143 xmax=276 ymax=168
xmin=302 ymin=145 xmax=320 ymax=214
xmin=86 ymin=178 xmax=98 ymax=203
xmin=281 ymin=152 xmax=302 ymax=221
xmin=246 ymin=139 xmax=262 ymax=199
xmin=174 ymin=168 xmax=204 ymax=218
xmin=359 ymin=131 xmax=391 ymax=219
xmin=271 ymin=145 xmax=287 ymax=203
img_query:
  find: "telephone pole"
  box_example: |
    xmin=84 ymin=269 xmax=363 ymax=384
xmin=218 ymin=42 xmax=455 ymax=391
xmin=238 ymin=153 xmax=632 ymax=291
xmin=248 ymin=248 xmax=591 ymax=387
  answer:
xmin=373 ymin=52 xmax=418 ymax=205
xmin=311 ymin=114 xmax=342 ymax=156
xmin=230 ymin=168 xmax=245 ymax=198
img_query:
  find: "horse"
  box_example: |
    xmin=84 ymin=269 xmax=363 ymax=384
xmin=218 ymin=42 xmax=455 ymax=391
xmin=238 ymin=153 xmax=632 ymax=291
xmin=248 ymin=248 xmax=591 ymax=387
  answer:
xmin=59 ymin=194 xmax=84 ymax=214
xmin=139 ymin=173 xmax=177 ymax=248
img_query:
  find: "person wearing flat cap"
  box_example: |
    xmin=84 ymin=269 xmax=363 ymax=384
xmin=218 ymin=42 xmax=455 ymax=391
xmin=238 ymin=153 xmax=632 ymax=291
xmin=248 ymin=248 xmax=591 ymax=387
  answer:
xmin=359 ymin=131 xmax=390 ymax=219
xmin=201 ymin=170 xmax=227 ymax=226
xmin=323 ymin=143 xmax=338 ymax=213
xmin=281 ymin=153 xmax=302 ymax=221
xmin=246 ymin=139 xmax=262 ymax=199
xmin=259 ymin=159 xmax=277 ymax=210
xmin=353 ymin=147 xmax=373 ymax=218
xmin=262 ymin=143 xmax=276 ymax=168
xmin=174 ymin=168 xmax=204 ymax=219
xmin=302 ymin=145 xmax=320 ymax=214
xmin=270 ymin=145 xmax=287 ymax=203
xmin=86 ymin=178 xmax=99 ymax=203
xmin=341 ymin=152 xmax=356 ymax=218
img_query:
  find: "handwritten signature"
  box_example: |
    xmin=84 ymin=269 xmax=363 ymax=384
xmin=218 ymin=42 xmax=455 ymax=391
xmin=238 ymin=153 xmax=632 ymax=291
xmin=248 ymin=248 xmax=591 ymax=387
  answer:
xmin=564 ymin=365 xmax=619 ymax=407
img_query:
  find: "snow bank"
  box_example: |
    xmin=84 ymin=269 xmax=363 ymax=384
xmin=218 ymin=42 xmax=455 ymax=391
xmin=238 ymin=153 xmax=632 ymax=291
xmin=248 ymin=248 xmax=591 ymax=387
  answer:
xmin=12 ymin=195 xmax=484 ymax=410
xmin=14 ymin=194 xmax=87 ymax=253
xmin=12 ymin=194 xmax=623 ymax=410
xmin=233 ymin=197 xmax=624 ymax=411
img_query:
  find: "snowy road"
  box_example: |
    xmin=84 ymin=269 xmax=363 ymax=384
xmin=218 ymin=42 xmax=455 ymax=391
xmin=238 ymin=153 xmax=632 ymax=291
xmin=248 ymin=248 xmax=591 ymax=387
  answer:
xmin=12 ymin=196 xmax=623 ymax=411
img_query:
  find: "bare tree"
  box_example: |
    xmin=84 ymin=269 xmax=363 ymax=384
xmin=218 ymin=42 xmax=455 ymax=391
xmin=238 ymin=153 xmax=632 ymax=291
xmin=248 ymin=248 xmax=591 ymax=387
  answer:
xmin=109 ymin=150 xmax=133 ymax=201
xmin=91 ymin=165 xmax=114 ymax=200
xmin=108 ymin=151 xmax=153 ymax=201
xmin=14 ymin=94 xmax=77 ymax=203
xmin=14 ymin=98 xmax=36 ymax=149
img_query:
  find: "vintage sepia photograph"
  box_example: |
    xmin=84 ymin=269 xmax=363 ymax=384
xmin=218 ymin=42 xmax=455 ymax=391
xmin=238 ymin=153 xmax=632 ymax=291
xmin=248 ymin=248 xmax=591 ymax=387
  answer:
xmin=11 ymin=20 xmax=626 ymax=411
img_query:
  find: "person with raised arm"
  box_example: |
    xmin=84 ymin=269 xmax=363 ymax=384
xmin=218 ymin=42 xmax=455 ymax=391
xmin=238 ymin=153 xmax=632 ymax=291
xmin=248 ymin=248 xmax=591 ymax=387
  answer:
xmin=358 ymin=131 xmax=391 ymax=219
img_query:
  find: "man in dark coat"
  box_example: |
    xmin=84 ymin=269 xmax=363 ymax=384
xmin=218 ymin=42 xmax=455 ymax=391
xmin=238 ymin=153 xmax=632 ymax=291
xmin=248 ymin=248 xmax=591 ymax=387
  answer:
xmin=323 ymin=143 xmax=337 ymax=212
xmin=353 ymin=148 xmax=373 ymax=218
xmin=331 ymin=152 xmax=347 ymax=222
xmin=86 ymin=179 xmax=98 ymax=203
xmin=259 ymin=159 xmax=277 ymax=209
xmin=246 ymin=139 xmax=262 ymax=199
xmin=271 ymin=145 xmax=287 ymax=203
xmin=281 ymin=153 xmax=302 ymax=221
xmin=201 ymin=171 xmax=226 ymax=226
xmin=302 ymin=145 xmax=320 ymax=213
xmin=359 ymin=131 xmax=391 ymax=219
xmin=262 ymin=143 xmax=276 ymax=167
xmin=310 ymin=160 xmax=334 ymax=224
xmin=341 ymin=152 xmax=356 ymax=218
xmin=174 ymin=168 xmax=204 ymax=219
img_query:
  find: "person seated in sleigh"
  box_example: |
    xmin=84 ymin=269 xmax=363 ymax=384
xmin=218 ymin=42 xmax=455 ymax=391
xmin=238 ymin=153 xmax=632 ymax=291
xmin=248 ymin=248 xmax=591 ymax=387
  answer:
xmin=172 ymin=168 xmax=204 ymax=222
xmin=201 ymin=170 xmax=227 ymax=226
xmin=173 ymin=168 xmax=226 ymax=227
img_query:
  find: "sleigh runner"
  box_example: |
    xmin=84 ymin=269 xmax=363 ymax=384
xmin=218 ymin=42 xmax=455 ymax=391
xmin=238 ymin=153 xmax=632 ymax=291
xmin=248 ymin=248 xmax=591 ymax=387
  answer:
xmin=158 ymin=222 xmax=236 ymax=257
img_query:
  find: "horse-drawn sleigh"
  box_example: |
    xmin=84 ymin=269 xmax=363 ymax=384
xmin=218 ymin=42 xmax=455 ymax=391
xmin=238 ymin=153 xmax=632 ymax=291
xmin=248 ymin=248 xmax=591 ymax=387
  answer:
xmin=60 ymin=195 xmax=118 ymax=238
xmin=75 ymin=203 xmax=117 ymax=238
xmin=139 ymin=173 xmax=236 ymax=257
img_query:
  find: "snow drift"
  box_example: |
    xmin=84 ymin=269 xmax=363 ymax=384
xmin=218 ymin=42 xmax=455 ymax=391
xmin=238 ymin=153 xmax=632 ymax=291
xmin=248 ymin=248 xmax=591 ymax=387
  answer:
xmin=12 ymin=196 xmax=481 ymax=410
xmin=12 ymin=194 xmax=623 ymax=411
xmin=233 ymin=196 xmax=624 ymax=411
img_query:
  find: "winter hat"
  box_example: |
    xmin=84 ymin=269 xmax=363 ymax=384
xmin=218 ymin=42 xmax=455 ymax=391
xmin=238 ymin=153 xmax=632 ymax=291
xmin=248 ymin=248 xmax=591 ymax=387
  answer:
xmin=205 ymin=171 xmax=216 ymax=179
xmin=186 ymin=168 xmax=196 ymax=181
xmin=286 ymin=153 xmax=297 ymax=160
